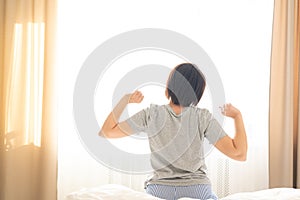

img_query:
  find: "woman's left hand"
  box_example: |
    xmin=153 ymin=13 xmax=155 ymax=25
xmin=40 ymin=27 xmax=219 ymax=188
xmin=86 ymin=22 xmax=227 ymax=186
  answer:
xmin=127 ymin=91 xmax=144 ymax=104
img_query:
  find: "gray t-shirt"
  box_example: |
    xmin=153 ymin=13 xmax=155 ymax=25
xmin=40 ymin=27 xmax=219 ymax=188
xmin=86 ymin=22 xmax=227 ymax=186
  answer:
xmin=126 ymin=104 xmax=227 ymax=187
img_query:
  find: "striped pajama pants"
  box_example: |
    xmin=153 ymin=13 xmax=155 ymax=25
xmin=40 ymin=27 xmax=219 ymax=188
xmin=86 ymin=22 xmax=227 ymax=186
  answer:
xmin=146 ymin=184 xmax=218 ymax=200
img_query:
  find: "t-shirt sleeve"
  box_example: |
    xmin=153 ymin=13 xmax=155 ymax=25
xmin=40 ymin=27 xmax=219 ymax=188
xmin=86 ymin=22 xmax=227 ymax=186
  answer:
xmin=125 ymin=107 xmax=150 ymax=133
xmin=200 ymin=109 xmax=227 ymax=144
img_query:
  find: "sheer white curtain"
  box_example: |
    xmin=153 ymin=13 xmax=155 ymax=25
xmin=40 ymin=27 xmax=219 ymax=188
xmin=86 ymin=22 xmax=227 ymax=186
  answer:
xmin=57 ymin=1 xmax=273 ymax=199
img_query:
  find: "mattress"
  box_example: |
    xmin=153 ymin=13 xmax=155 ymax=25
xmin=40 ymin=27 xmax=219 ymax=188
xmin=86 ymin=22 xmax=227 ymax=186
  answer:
xmin=66 ymin=184 xmax=300 ymax=200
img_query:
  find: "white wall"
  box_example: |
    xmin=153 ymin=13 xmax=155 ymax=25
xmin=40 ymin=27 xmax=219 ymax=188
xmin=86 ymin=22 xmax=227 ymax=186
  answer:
xmin=57 ymin=0 xmax=273 ymax=199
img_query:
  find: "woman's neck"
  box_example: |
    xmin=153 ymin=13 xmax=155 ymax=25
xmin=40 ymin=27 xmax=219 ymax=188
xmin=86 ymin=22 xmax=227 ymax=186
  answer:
xmin=169 ymin=102 xmax=184 ymax=115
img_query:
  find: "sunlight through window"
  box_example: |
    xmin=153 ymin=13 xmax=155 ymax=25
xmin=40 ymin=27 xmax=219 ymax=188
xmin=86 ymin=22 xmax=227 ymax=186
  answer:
xmin=5 ymin=22 xmax=45 ymax=149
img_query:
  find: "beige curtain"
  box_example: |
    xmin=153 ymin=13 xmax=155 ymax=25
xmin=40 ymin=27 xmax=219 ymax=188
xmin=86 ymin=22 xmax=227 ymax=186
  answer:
xmin=269 ymin=0 xmax=300 ymax=188
xmin=0 ymin=0 xmax=57 ymax=199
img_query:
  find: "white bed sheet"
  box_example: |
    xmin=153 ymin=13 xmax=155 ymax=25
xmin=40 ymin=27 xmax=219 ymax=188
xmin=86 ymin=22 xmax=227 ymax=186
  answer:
xmin=66 ymin=184 xmax=162 ymax=200
xmin=221 ymin=188 xmax=300 ymax=200
xmin=66 ymin=184 xmax=300 ymax=200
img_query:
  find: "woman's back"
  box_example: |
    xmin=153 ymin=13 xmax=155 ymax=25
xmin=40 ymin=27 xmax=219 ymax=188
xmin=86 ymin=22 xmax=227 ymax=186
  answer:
xmin=126 ymin=104 xmax=227 ymax=187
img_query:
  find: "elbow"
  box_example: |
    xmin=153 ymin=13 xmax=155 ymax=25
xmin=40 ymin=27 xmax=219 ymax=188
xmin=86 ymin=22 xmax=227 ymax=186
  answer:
xmin=99 ymin=127 xmax=119 ymax=138
xmin=236 ymin=153 xmax=247 ymax=161
xmin=98 ymin=129 xmax=110 ymax=138
xmin=234 ymin=151 xmax=247 ymax=161
xmin=98 ymin=129 xmax=104 ymax=137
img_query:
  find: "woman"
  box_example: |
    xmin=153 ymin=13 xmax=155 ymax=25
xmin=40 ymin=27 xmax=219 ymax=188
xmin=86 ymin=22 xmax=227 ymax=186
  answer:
xmin=99 ymin=63 xmax=247 ymax=200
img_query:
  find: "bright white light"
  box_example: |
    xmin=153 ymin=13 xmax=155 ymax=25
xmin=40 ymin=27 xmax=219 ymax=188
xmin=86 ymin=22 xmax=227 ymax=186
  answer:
xmin=7 ymin=23 xmax=45 ymax=148
xmin=57 ymin=0 xmax=273 ymax=198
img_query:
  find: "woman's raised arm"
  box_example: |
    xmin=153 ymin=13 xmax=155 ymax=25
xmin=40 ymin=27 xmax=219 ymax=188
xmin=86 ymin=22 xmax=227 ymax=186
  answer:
xmin=99 ymin=91 xmax=144 ymax=138
xmin=214 ymin=104 xmax=248 ymax=161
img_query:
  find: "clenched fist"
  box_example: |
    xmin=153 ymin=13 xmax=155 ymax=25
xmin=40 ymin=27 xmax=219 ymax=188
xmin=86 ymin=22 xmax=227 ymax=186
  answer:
xmin=126 ymin=91 xmax=144 ymax=104
xmin=220 ymin=103 xmax=241 ymax=119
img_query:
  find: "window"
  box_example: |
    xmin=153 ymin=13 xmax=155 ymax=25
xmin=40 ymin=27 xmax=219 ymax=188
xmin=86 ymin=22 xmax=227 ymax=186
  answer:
xmin=5 ymin=22 xmax=45 ymax=150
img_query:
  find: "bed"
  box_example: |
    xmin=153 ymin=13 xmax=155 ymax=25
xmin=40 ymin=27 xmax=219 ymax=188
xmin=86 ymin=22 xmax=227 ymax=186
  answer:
xmin=66 ymin=184 xmax=300 ymax=200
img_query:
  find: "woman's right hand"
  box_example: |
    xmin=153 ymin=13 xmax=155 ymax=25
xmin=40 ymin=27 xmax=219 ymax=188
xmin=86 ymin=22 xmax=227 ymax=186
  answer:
xmin=220 ymin=103 xmax=241 ymax=119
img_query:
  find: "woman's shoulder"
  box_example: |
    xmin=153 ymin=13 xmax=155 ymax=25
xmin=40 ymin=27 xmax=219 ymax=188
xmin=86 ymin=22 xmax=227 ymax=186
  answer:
xmin=189 ymin=105 xmax=210 ymax=113
xmin=148 ymin=103 xmax=165 ymax=110
xmin=146 ymin=104 xmax=167 ymax=115
xmin=146 ymin=104 xmax=212 ymax=118
xmin=188 ymin=106 xmax=213 ymax=120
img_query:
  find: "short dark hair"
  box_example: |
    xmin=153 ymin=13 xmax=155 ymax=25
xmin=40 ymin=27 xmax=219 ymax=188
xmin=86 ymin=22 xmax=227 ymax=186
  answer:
xmin=166 ymin=63 xmax=206 ymax=106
